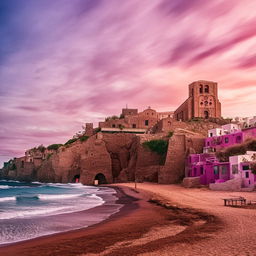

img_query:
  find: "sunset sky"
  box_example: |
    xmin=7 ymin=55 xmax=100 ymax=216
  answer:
xmin=1 ymin=0 xmax=256 ymax=166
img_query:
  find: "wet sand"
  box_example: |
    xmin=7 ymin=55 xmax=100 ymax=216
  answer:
xmin=1 ymin=183 xmax=256 ymax=256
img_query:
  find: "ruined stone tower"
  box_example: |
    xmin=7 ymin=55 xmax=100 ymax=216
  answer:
xmin=174 ymin=80 xmax=221 ymax=121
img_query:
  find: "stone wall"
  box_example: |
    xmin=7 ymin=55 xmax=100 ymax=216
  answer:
xmin=159 ymin=134 xmax=205 ymax=184
xmin=1 ymin=121 xmax=211 ymax=185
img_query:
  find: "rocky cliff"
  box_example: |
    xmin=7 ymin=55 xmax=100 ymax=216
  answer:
xmin=1 ymin=120 xmax=219 ymax=185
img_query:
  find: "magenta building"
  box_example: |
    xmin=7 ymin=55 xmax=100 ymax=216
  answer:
xmin=187 ymin=154 xmax=230 ymax=185
xmin=186 ymin=126 xmax=256 ymax=187
xmin=204 ymin=127 xmax=256 ymax=152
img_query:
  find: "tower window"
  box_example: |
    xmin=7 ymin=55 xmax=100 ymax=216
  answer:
xmin=205 ymin=85 xmax=209 ymax=93
xmin=199 ymin=84 xmax=203 ymax=93
xmin=145 ymin=120 xmax=149 ymax=126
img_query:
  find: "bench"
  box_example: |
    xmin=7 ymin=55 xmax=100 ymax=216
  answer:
xmin=222 ymin=197 xmax=246 ymax=206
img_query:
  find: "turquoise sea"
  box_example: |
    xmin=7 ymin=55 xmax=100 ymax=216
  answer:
xmin=0 ymin=180 xmax=121 ymax=245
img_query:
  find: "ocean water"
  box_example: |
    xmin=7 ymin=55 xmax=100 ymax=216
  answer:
xmin=0 ymin=180 xmax=121 ymax=245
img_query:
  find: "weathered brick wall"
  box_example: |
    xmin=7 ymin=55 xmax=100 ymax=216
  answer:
xmin=158 ymin=134 xmax=205 ymax=184
xmin=159 ymin=135 xmax=186 ymax=184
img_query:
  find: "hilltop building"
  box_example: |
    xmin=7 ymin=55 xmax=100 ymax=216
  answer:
xmin=174 ymin=80 xmax=221 ymax=121
xmin=97 ymin=107 xmax=174 ymax=133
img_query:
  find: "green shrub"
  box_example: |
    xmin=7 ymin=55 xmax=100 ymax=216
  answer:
xmin=37 ymin=145 xmax=46 ymax=152
xmin=11 ymin=164 xmax=17 ymax=170
xmin=79 ymin=135 xmax=89 ymax=142
xmin=167 ymin=131 xmax=174 ymax=138
xmin=142 ymin=139 xmax=169 ymax=155
xmin=64 ymin=138 xmax=78 ymax=145
xmin=105 ymin=115 xmax=119 ymax=121
xmin=216 ymin=139 xmax=256 ymax=162
xmin=47 ymin=153 xmax=53 ymax=160
xmin=47 ymin=144 xmax=63 ymax=150
xmin=94 ymin=127 xmax=101 ymax=133
xmin=190 ymin=117 xmax=204 ymax=122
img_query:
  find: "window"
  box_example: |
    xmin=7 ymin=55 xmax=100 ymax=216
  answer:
xmin=236 ymin=136 xmax=242 ymax=143
xmin=205 ymin=85 xmax=209 ymax=93
xmin=245 ymin=172 xmax=249 ymax=178
xmin=132 ymin=124 xmax=136 ymax=128
xmin=21 ymin=161 xmax=24 ymax=168
xmin=213 ymin=166 xmax=219 ymax=175
xmin=200 ymin=166 xmax=204 ymax=175
xmin=112 ymin=124 xmax=116 ymax=128
xmin=210 ymin=133 xmax=213 ymax=137
xmin=232 ymin=164 xmax=238 ymax=174
xmin=221 ymin=165 xmax=228 ymax=175
xmin=207 ymin=141 xmax=210 ymax=146
xmin=199 ymin=84 xmax=203 ymax=93
xmin=145 ymin=120 xmax=149 ymax=126
xmin=224 ymin=137 xmax=229 ymax=143
xmin=242 ymin=165 xmax=250 ymax=171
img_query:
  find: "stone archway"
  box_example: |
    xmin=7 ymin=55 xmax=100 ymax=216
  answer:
xmin=94 ymin=173 xmax=107 ymax=184
xmin=72 ymin=174 xmax=80 ymax=183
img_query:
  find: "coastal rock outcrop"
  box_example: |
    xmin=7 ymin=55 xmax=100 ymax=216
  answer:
xmin=1 ymin=121 xmax=218 ymax=185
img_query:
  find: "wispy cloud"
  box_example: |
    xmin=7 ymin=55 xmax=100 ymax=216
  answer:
xmin=0 ymin=0 xmax=256 ymax=165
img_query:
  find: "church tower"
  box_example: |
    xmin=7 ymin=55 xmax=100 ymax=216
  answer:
xmin=189 ymin=80 xmax=221 ymax=120
xmin=174 ymin=80 xmax=221 ymax=121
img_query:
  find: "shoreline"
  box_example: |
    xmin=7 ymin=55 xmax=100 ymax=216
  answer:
xmin=0 ymin=185 xmax=141 ymax=255
xmin=0 ymin=185 xmax=123 ymax=247
xmin=0 ymin=184 xmax=223 ymax=256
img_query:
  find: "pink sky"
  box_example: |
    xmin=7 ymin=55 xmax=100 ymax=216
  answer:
xmin=1 ymin=0 xmax=256 ymax=166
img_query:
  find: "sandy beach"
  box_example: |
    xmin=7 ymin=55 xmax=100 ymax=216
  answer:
xmin=1 ymin=183 xmax=256 ymax=256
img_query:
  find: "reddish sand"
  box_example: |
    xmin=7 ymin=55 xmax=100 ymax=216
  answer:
xmin=1 ymin=183 xmax=256 ymax=256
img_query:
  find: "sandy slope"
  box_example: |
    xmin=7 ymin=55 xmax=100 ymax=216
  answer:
xmin=115 ymin=183 xmax=256 ymax=256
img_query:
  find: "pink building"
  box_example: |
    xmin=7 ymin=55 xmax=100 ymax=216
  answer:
xmin=204 ymin=126 xmax=256 ymax=152
xmin=186 ymin=125 xmax=256 ymax=188
xmin=229 ymin=151 xmax=256 ymax=188
xmin=187 ymin=154 xmax=230 ymax=185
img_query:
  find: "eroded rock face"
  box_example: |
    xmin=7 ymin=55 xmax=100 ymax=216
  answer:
xmin=1 ymin=122 xmax=210 ymax=185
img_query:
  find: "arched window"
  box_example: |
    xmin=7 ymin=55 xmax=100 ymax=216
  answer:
xmin=205 ymin=85 xmax=209 ymax=93
xmin=199 ymin=84 xmax=203 ymax=93
xmin=204 ymin=111 xmax=209 ymax=119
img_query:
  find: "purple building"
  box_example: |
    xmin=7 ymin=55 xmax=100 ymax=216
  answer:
xmin=186 ymin=125 xmax=256 ymax=187
xmin=187 ymin=153 xmax=229 ymax=185
xmin=204 ymin=126 xmax=256 ymax=152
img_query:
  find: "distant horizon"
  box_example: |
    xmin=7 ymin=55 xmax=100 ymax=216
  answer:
xmin=1 ymin=0 xmax=256 ymax=167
